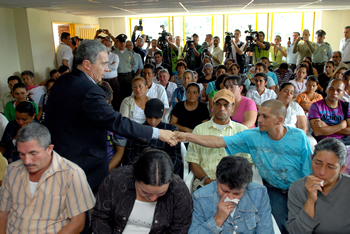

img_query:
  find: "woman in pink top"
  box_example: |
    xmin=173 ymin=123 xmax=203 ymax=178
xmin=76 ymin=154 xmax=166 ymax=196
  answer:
xmin=223 ymin=75 xmax=257 ymax=128
xmin=21 ymin=70 xmax=38 ymax=90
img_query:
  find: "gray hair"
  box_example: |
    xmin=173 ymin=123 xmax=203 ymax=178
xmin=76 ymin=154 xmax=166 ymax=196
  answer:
xmin=313 ymin=138 xmax=348 ymax=167
xmin=75 ymin=39 xmax=110 ymax=66
xmin=17 ymin=123 xmax=51 ymax=149
xmin=333 ymin=51 xmax=342 ymax=58
xmin=158 ymin=68 xmax=169 ymax=76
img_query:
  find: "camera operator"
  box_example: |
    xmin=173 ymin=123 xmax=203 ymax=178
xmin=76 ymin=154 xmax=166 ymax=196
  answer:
xmin=132 ymin=25 xmax=149 ymax=64
xmin=165 ymin=35 xmax=179 ymax=72
xmin=184 ymin=33 xmax=203 ymax=70
xmin=206 ymin=36 xmax=223 ymax=69
xmin=245 ymin=31 xmax=270 ymax=64
xmin=224 ymin=30 xmax=246 ymax=73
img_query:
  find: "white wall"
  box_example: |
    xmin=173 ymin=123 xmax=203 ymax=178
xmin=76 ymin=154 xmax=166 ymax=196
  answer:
xmin=99 ymin=17 xmax=128 ymax=38
xmin=0 ymin=8 xmax=21 ymax=98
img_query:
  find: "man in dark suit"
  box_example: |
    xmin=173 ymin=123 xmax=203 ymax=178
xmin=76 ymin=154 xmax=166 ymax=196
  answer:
xmin=45 ymin=40 xmax=177 ymax=193
xmin=154 ymin=51 xmax=173 ymax=77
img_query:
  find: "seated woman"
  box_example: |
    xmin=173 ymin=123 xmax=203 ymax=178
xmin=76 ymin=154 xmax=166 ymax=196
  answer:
xmin=37 ymin=78 xmax=56 ymax=123
xmin=295 ymin=76 xmax=323 ymax=113
xmin=170 ymin=83 xmax=209 ymax=133
xmin=208 ymin=74 xmax=229 ymax=112
xmin=198 ymin=63 xmax=216 ymax=84
xmin=289 ymin=64 xmax=308 ymax=98
xmin=302 ymin=56 xmax=318 ymax=76
xmin=92 ymin=149 xmax=193 ymax=233
xmin=332 ymin=66 xmax=348 ymax=80
xmin=287 ymin=138 xmax=350 ymax=233
xmin=0 ymin=101 xmax=38 ymax=162
xmin=223 ymin=76 xmax=257 ymax=128
xmin=189 ymin=156 xmax=274 ymax=233
xmin=171 ymin=70 xmax=195 ymax=108
xmin=277 ymin=82 xmax=307 ymax=134
xmin=170 ymin=61 xmax=187 ymax=87
xmin=246 ymin=72 xmax=277 ymax=111
xmin=120 ymin=77 xmax=151 ymax=124
xmin=196 ymin=55 xmax=212 ymax=78
xmin=4 ymin=83 xmax=39 ymax=121
xmin=229 ymin=63 xmax=247 ymax=83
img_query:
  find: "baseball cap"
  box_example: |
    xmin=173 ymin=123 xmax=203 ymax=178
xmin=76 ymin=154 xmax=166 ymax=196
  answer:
xmin=213 ymin=89 xmax=235 ymax=104
xmin=116 ymin=34 xmax=127 ymax=42
xmin=144 ymin=99 xmax=164 ymax=118
xmin=192 ymin=33 xmax=199 ymax=38
xmin=315 ymin=30 xmax=326 ymax=36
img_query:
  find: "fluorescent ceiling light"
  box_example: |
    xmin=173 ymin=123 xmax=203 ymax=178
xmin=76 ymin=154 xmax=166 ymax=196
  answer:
xmin=179 ymin=2 xmax=190 ymax=13
xmin=240 ymin=0 xmax=254 ymax=11
xmin=88 ymin=0 xmax=102 ymax=3
xmin=110 ymin=5 xmax=139 ymax=14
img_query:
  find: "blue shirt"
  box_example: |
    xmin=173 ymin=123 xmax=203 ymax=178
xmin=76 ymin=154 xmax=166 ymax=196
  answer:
xmin=132 ymin=52 xmax=144 ymax=73
xmin=223 ymin=126 xmax=312 ymax=189
xmin=189 ymin=181 xmax=274 ymax=234
xmin=267 ymin=71 xmax=278 ymax=86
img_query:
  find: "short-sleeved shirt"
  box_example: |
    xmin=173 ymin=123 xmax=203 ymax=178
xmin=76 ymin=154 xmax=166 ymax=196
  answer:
xmin=56 ymin=42 xmax=73 ymax=71
xmin=284 ymin=101 xmax=305 ymax=127
xmin=113 ymin=48 xmax=136 ymax=73
xmin=253 ymin=42 xmax=271 ymax=64
xmin=244 ymin=76 xmax=275 ymax=91
xmin=295 ymin=92 xmax=323 ymax=111
xmin=172 ymin=101 xmax=209 ymax=130
xmin=0 ymin=152 xmax=95 ymax=233
xmin=231 ymin=96 xmax=257 ymax=125
xmin=246 ymin=88 xmax=277 ymax=106
xmin=308 ymin=99 xmax=350 ymax=141
xmin=145 ymin=83 xmax=169 ymax=109
xmin=312 ymin=42 xmax=333 ymax=63
xmin=289 ymin=79 xmax=307 ymax=98
xmin=132 ymin=52 xmax=144 ymax=73
xmin=223 ymin=126 xmax=312 ymax=190
xmin=269 ymin=46 xmax=287 ymax=69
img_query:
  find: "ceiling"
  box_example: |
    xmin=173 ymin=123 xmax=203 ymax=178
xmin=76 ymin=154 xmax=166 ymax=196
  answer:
xmin=0 ymin=0 xmax=350 ymax=17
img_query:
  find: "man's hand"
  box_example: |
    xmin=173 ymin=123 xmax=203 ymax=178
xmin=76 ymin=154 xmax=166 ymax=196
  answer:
xmin=0 ymin=210 xmax=10 ymax=234
xmin=104 ymin=29 xmax=110 ymax=35
xmin=174 ymin=131 xmax=187 ymax=142
xmin=159 ymin=129 xmax=178 ymax=146
xmin=287 ymin=40 xmax=291 ymax=47
xmin=207 ymin=51 xmax=212 ymax=57
xmin=190 ymin=43 xmax=195 ymax=49
xmin=214 ymin=194 xmax=236 ymax=227
xmin=311 ymin=119 xmax=328 ymax=128
xmin=305 ymin=175 xmax=323 ymax=203
xmin=296 ymin=36 xmax=301 ymax=43
xmin=134 ymin=26 xmax=139 ymax=32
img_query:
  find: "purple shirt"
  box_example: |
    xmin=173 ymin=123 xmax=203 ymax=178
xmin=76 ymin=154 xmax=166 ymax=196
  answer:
xmin=308 ymin=99 xmax=350 ymax=141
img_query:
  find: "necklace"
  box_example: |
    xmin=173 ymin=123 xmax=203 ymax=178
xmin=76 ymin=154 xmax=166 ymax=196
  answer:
xmin=296 ymin=80 xmax=304 ymax=92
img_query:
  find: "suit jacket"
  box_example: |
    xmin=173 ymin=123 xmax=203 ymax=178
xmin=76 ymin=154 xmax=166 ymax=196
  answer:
xmin=45 ymin=69 xmax=153 ymax=189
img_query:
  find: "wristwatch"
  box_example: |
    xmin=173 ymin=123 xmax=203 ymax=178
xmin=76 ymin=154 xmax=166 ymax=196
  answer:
xmin=200 ymin=175 xmax=209 ymax=185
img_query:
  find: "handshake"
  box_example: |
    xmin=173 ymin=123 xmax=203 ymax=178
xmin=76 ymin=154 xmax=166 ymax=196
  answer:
xmin=159 ymin=130 xmax=187 ymax=146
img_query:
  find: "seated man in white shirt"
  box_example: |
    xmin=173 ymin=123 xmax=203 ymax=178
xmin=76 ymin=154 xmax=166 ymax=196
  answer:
xmin=142 ymin=64 xmax=169 ymax=109
xmin=155 ymin=68 xmax=177 ymax=107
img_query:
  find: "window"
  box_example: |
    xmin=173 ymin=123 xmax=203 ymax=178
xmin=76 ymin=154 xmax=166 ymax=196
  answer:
xmin=272 ymin=13 xmax=303 ymax=46
xmin=303 ymin=12 xmax=315 ymax=41
xmin=184 ymin=15 xmax=212 ymax=44
xmin=173 ymin=16 xmax=184 ymax=45
xmin=142 ymin=17 xmax=169 ymax=40
xmin=228 ymin=14 xmax=256 ymax=41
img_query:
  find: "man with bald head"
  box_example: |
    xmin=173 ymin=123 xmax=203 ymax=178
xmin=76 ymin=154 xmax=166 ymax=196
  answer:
xmin=177 ymin=99 xmax=312 ymax=234
xmin=309 ymin=79 xmax=350 ymax=144
xmin=293 ymin=29 xmax=317 ymax=65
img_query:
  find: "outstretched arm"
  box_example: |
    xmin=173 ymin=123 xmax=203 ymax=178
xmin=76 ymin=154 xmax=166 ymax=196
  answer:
xmin=176 ymin=132 xmax=226 ymax=148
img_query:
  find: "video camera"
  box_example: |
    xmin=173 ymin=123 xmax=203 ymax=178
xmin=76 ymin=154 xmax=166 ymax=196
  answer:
xmin=186 ymin=36 xmax=195 ymax=48
xmin=244 ymin=25 xmax=259 ymax=52
xmin=202 ymin=42 xmax=209 ymax=53
xmin=142 ymin=34 xmax=152 ymax=43
xmin=136 ymin=19 xmax=143 ymax=31
xmin=158 ymin=25 xmax=171 ymax=50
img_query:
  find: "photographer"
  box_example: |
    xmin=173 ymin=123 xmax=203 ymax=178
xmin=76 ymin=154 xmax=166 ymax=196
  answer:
xmin=207 ymin=36 xmax=224 ymax=69
xmin=165 ymin=35 xmax=179 ymax=72
xmin=184 ymin=33 xmax=203 ymax=70
xmin=245 ymin=31 xmax=270 ymax=64
xmin=157 ymin=30 xmax=178 ymax=72
xmin=132 ymin=25 xmax=149 ymax=64
xmin=224 ymin=30 xmax=246 ymax=73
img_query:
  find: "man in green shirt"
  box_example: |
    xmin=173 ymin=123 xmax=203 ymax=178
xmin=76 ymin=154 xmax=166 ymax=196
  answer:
xmin=246 ymin=31 xmax=270 ymax=64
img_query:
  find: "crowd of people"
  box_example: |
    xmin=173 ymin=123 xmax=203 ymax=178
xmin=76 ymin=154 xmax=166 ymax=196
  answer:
xmin=0 ymin=24 xmax=350 ymax=234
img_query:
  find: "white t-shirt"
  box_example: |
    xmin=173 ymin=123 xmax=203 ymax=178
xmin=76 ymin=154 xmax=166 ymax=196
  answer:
xmin=130 ymin=103 xmax=146 ymax=124
xmin=246 ymin=88 xmax=277 ymax=106
xmin=289 ymin=79 xmax=307 ymax=98
xmin=0 ymin=114 xmax=8 ymax=140
xmin=29 ymin=181 xmax=38 ymax=198
xmin=104 ymin=52 xmax=119 ymax=79
xmin=226 ymin=41 xmax=245 ymax=64
xmin=123 ymin=200 xmax=157 ymax=234
xmin=284 ymin=101 xmax=305 ymax=127
xmin=155 ymin=81 xmax=177 ymax=103
xmin=56 ymin=42 xmax=73 ymax=71
xmin=146 ymin=83 xmax=170 ymax=108
xmin=29 ymin=86 xmax=45 ymax=105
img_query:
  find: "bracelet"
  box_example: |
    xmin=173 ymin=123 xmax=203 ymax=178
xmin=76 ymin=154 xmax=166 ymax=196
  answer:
xmin=200 ymin=175 xmax=209 ymax=185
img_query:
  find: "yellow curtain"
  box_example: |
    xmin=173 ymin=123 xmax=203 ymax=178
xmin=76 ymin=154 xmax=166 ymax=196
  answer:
xmin=79 ymin=28 xmax=98 ymax=39
xmin=69 ymin=23 xmax=76 ymax=37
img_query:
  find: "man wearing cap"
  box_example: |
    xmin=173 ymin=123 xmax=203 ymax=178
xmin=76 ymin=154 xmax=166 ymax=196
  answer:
xmin=340 ymin=26 xmax=350 ymax=65
xmin=293 ymin=29 xmax=317 ymax=65
xmin=185 ymin=89 xmax=250 ymax=191
xmin=122 ymin=98 xmax=183 ymax=177
xmin=107 ymin=31 xmax=136 ymax=110
xmin=312 ymin=30 xmax=333 ymax=74
xmin=178 ymin=99 xmax=312 ymax=234
xmin=183 ymin=33 xmax=203 ymax=70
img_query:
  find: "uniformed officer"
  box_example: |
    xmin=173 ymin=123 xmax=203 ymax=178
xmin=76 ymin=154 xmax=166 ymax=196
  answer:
xmin=312 ymin=29 xmax=333 ymax=75
xmin=106 ymin=32 xmax=136 ymax=111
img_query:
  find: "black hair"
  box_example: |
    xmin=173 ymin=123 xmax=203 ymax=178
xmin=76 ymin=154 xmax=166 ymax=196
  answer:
xmin=49 ymin=69 xmax=59 ymax=77
xmin=216 ymin=65 xmax=228 ymax=73
xmin=154 ymin=51 xmax=163 ymax=57
xmin=260 ymin=57 xmax=269 ymax=62
xmin=133 ymin=148 xmax=174 ymax=186
xmin=60 ymin=32 xmax=70 ymax=41
xmin=58 ymin=65 xmax=69 ymax=74
xmin=13 ymin=82 xmax=28 ymax=92
xmin=326 ymin=60 xmax=335 ymax=67
xmin=275 ymin=35 xmax=282 ymax=40
xmin=45 ymin=78 xmax=56 ymax=88
xmin=216 ymin=156 xmax=252 ymax=190
xmin=215 ymin=74 xmax=229 ymax=90
xmin=258 ymin=31 xmax=265 ymax=37
xmin=279 ymin=82 xmax=295 ymax=92
xmin=224 ymin=59 xmax=234 ymax=65
xmin=224 ymin=75 xmax=242 ymax=87
xmin=279 ymin=63 xmax=289 ymax=70
xmin=254 ymin=72 xmax=267 ymax=82
xmin=300 ymin=60 xmax=314 ymax=76
xmin=15 ymin=101 xmax=36 ymax=117
xmin=186 ymin=82 xmax=200 ymax=93
xmin=144 ymin=63 xmax=155 ymax=74
xmin=343 ymin=70 xmax=350 ymax=81
xmin=306 ymin=75 xmax=319 ymax=85
xmin=175 ymin=61 xmax=187 ymax=71
xmin=99 ymin=85 xmax=112 ymax=103
xmin=21 ymin=70 xmax=34 ymax=78
xmin=7 ymin=76 xmax=22 ymax=84
xmin=255 ymin=62 xmax=267 ymax=71
xmin=304 ymin=56 xmax=312 ymax=62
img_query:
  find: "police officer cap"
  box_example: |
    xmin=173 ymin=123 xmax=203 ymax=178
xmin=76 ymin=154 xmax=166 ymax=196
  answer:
xmin=316 ymin=30 xmax=326 ymax=36
xmin=116 ymin=34 xmax=127 ymax=42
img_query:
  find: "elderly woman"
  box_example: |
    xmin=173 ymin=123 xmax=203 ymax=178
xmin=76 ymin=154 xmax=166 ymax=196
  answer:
xmin=92 ymin=148 xmax=193 ymax=233
xmin=223 ymin=76 xmax=257 ymax=128
xmin=287 ymin=138 xmax=350 ymax=233
xmin=189 ymin=156 xmax=274 ymax=233
xmin=120 ymin=77 xmax=151 ymax=124
xmin=277 ymin=82 xmax=307 ymax=134
xmin=246 ymin=72 xmax=277 ymax=110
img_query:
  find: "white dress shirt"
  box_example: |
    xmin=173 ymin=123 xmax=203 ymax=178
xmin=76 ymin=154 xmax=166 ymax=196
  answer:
xmin=340 ymin=38 xmax=350 ymax=62
xmin=104 ymin=52 xmax=119 ymax=79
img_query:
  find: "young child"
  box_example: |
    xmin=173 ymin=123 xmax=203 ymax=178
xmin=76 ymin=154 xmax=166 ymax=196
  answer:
xmin=38 ymin=78 xmax=56 ymax=123
xmin=99 ymin=85 xmax=127 ymax=171
xmin=295 ymin=76 xmax=323 ymax=113
xmin=4 ymin=83 xmax=39 ymax=121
